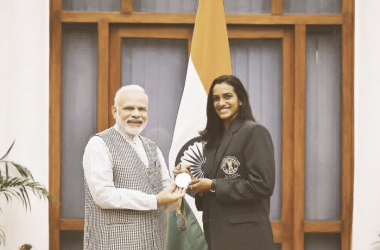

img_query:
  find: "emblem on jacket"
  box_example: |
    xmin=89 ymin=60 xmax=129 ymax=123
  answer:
xmin=221 ymin=156 xmax=240 ymax=175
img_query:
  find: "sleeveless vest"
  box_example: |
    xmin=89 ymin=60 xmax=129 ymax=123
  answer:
xmin=84 ymin=127 xmax=165 ymax=250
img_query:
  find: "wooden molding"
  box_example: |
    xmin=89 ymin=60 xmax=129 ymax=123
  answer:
xmin=59 ymin=219 xmax=84 ymax=230
xmin=49 ymin=0 xmax=62 ymax=249
xmin=121 ymin=0 xmax=133 ymax=14
xmin=61 ymin=12 xmax=343 ymax=25
xmin=228 ymin=28 xmax=284 ymax=39
xmin=293 ymin=24 xmax=306 ymax=250
xmin=281 ymin=28 xmax=295 ymax=250
xmin=187 ymin=29 xmax=192 ymax=58
xmin=117 ymin=26 xmax=191 ymax=39
xmin=108 ymin=28 xmax=121 ymax=126
xmin=341 ymin=0 xmax=355 ymax=249
xmin=271 ymin=0 xmax=283 ymax=15
xmin=97 ymin=21 xmax=110 ymax=132
xmin=303 ymin=221 xmax=342 ymax=233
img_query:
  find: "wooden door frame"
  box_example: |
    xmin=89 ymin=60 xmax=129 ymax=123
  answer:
xmin=106 ymin=24 xmax=295 ymax=248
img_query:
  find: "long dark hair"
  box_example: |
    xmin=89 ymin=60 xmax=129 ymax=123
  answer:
xmin=199 ymin=75 xmax=255 ymax=148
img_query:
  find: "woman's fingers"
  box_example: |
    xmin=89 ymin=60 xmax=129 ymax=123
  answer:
xmin=189 ymin=178 xmax=200 ymax=185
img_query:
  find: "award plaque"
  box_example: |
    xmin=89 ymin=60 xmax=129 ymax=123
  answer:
xmin=175 ymin=163 xmax=191 ymax=188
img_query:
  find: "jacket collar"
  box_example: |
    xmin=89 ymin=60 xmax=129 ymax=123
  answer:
xmin=206 ymin=117 xmax=245 ymax=178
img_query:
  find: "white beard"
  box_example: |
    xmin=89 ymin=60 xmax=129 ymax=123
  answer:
xmin=116 ymin=114 xmax=147 ymax=136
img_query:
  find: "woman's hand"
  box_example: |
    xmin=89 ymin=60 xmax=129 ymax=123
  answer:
xmin=189 ymin=178 xmax=212 ymax=194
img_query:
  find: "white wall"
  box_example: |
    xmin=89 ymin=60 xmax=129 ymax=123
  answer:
xmin=0 ymin=0 xmax=49 ymax=249
xmin=352 ymin=1 xmax=380 ymax=250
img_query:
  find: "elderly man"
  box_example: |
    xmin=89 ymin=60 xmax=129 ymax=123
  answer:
xmin=83 ymin=85 xmax=185 ymax=250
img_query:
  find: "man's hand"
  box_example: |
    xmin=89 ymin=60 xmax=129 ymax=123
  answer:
xmin=189 ymin=178 xmax=212 ymax=194
xmin=157 ymin=182 xmax=187 ymax=206
xmin=172 ymin=164 xmax=193 ymax=179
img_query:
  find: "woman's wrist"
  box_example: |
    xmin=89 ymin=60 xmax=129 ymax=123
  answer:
xmin=209 ymin=179 xmax=216 ymax=192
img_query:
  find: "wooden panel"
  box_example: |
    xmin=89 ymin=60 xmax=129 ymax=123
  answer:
xmin=293 ymin=24 xmax=306 ymax=250
xmin=60 ymin=219 xmax=84 ymax=231
xmin=61 ymin=12 xmax=343 ymax=25
xmin=108 ymin=28 xmax=121 ymax=126
xmin=121 ymin=0 xmax=133 ymax=14
xmin=98 ymin=22 xmax=110 ymax=132
xmin=281 ymin=29 xmax=295 ymax=250
xmin=271 ymin=0 xmax=283 ymax=15
xmin=117 ymin=26 xmax=191 ymax=39
xmin=303 ymin=221 xmax=342 ymax=233
xmin=228 ymin=28 xmax=284 ymax=39
xmin=341 ymin=0 xmax=355 ymax=249
xmin=50 ymin=0 xmax=62 ymax=249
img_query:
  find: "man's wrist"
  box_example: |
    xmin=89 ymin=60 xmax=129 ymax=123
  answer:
xmin=155 ymin=194 xmax=161 ymax=207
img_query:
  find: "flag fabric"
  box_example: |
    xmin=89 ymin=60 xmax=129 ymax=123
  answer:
xmin=166 ymin=0 xmax=232 ymax=249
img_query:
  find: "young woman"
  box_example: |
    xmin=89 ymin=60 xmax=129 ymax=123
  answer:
xmin=188 ymin=75 xmax=275 ymax=250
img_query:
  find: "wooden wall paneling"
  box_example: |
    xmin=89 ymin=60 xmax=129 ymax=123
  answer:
xmin=341 ymin=0 xmax=355 ymax=249
xmin=108 ymin=27 xmax=121 ymax=126
xmin=121 ymin=0 xmax=133 ymax=14
xmin=272 ymin=0 xmax=283 ymax=15
xmin=303 ymin=221 xmax=342 ymax=233
xmin=61 ymin=12 xmax=343 ymax=25
xmin=293 ymin=24 xmax=306 ymax=250
xmin=98 ymin=21 xmax=110 ymax=132
xmin=281 ymin=28 xmax=295 ymax=250
xmin=49 ymin=0 xmax=62 ymax=249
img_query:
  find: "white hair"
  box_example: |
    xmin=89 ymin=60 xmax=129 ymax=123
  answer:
xmin=114 ymin=85 xmax=147 ymax=106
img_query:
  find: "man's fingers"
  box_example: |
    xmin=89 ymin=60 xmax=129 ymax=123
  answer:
xmin=178 ymin=188 xmax=187 ymax=197
xmin=173 ymin=165 xmax=181 ymax=177
xmin=173 ymin=188 xmax=186 ymax=199
xmin=168 ymin=182 xmax=177 ymax=192
xmin=172 ymin=170 xmax=180 ymax=177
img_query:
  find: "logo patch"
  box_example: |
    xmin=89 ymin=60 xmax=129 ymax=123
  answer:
xmin=221 ymin=156 xmax=240 ymax=175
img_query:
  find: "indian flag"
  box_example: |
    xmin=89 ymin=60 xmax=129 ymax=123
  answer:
xmin=166 ymin=0 xmax=232 ymax=249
